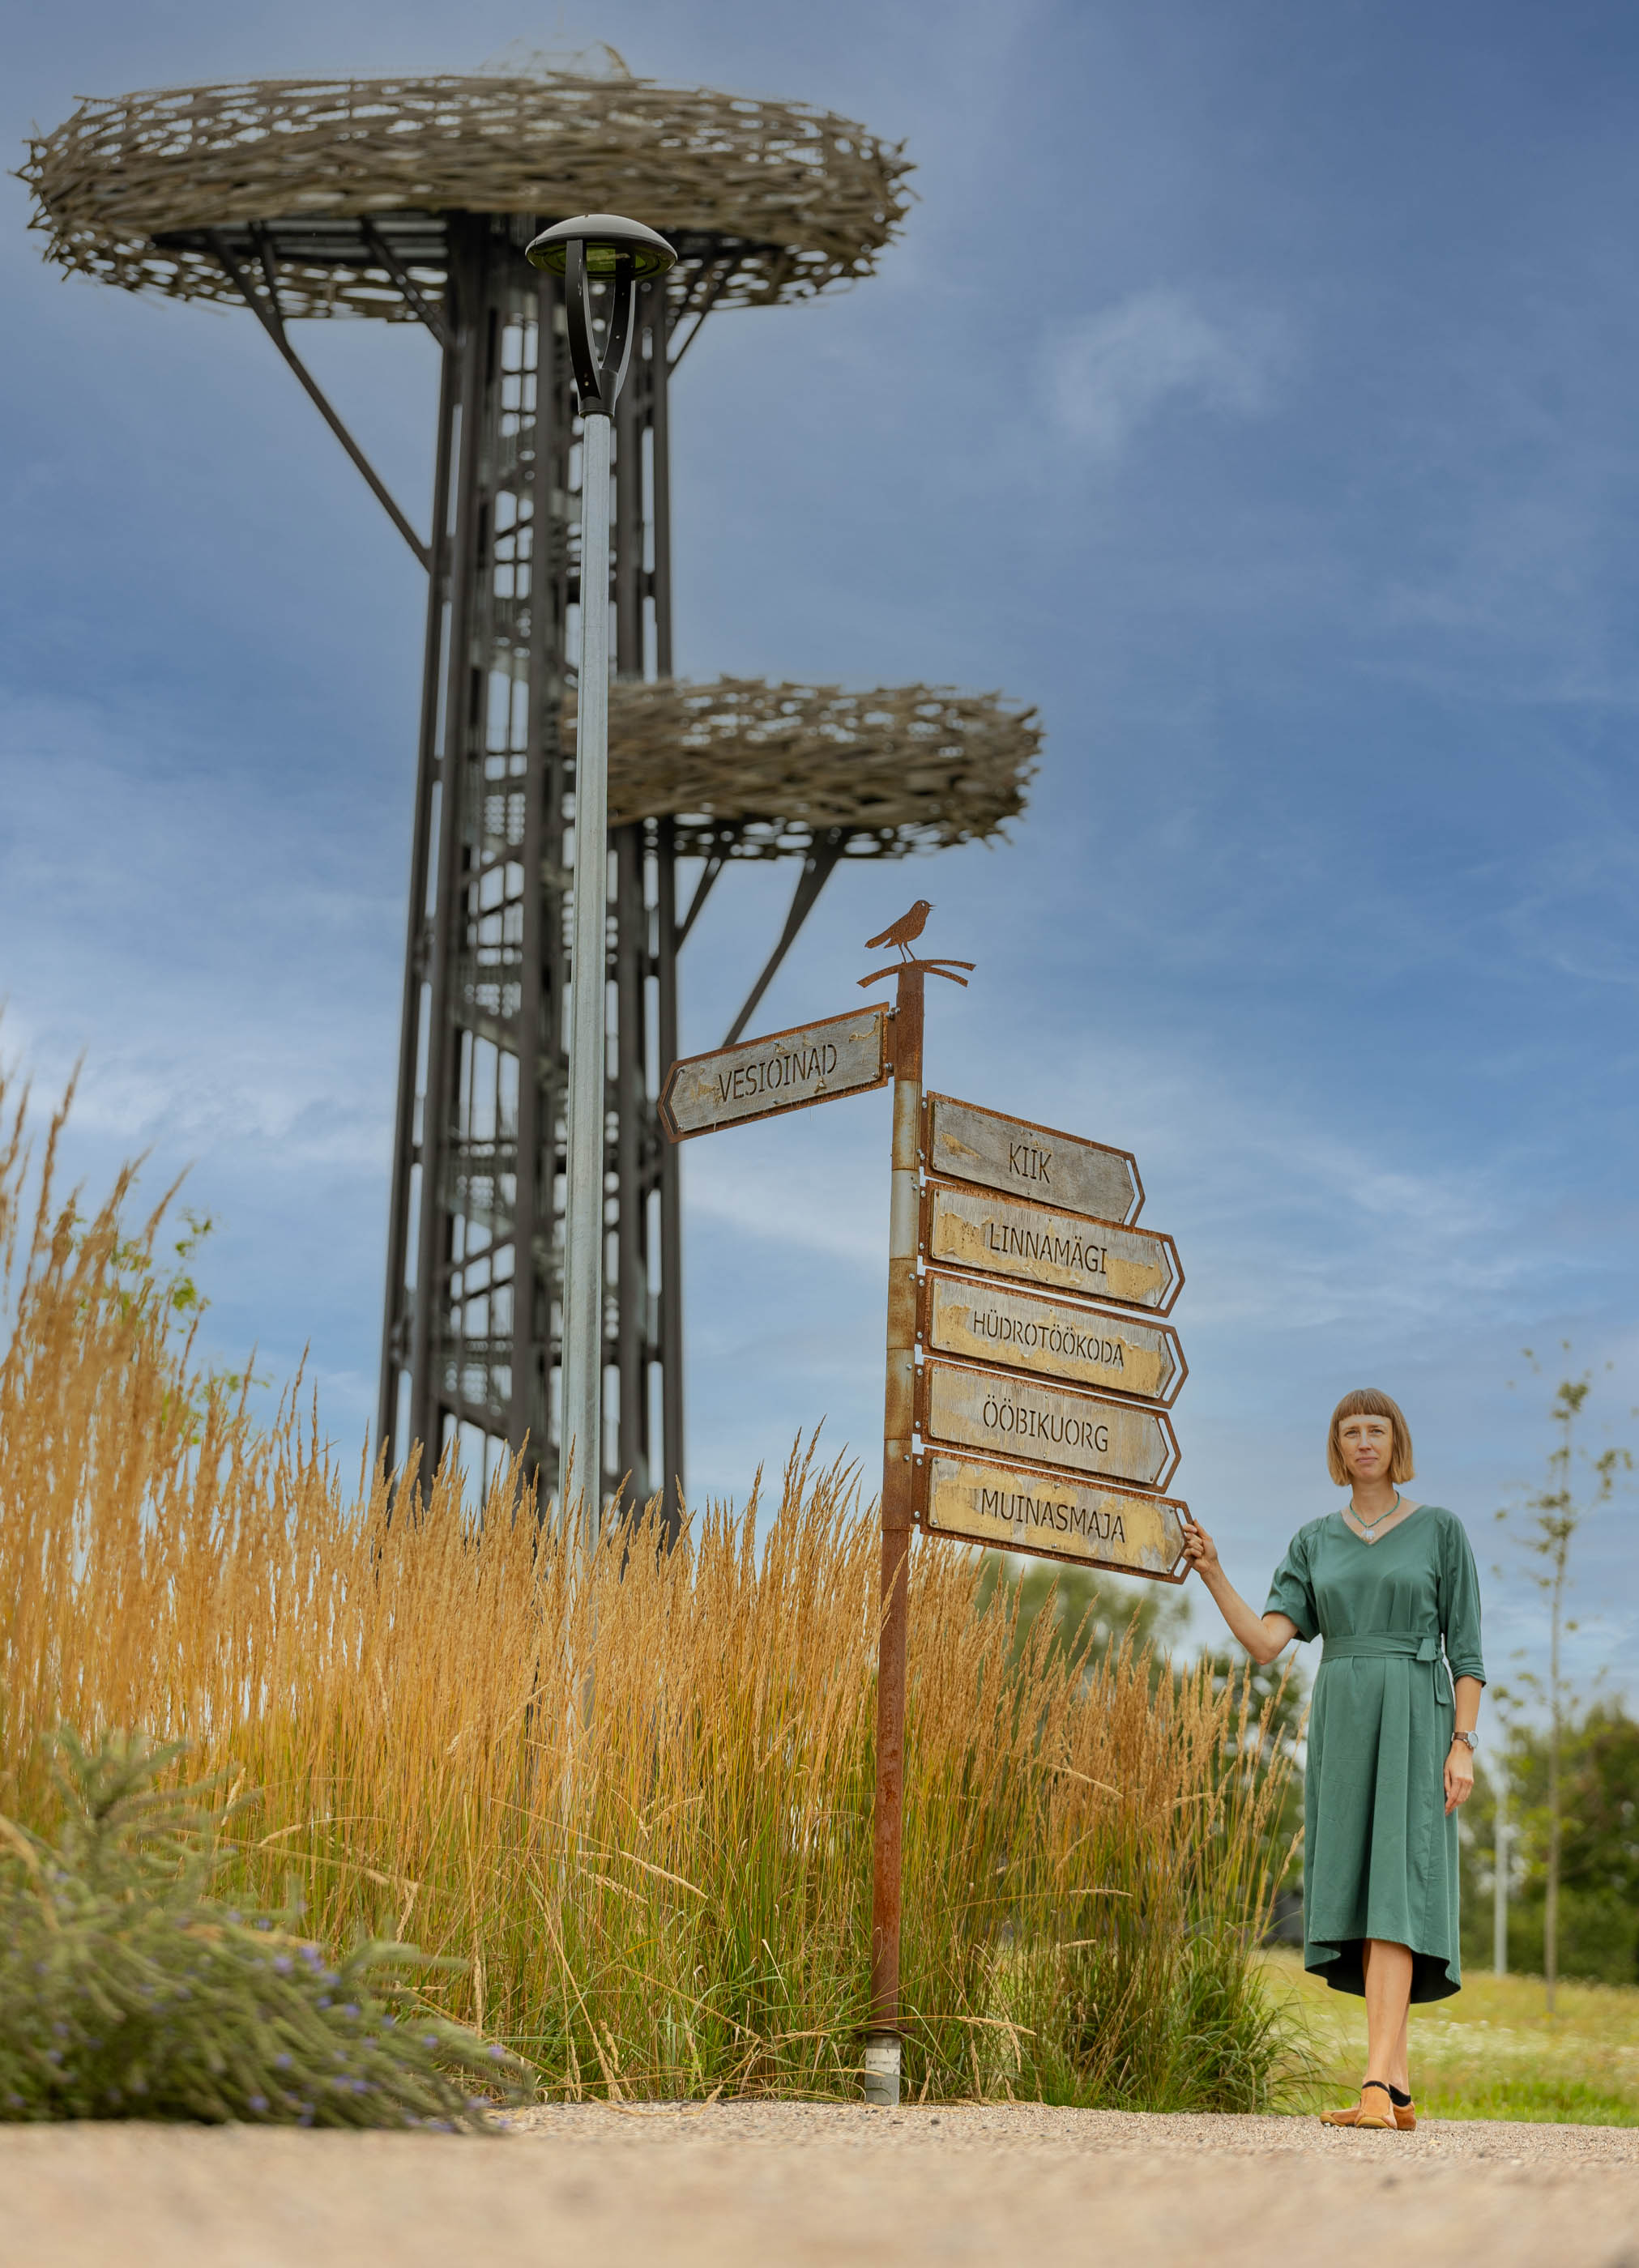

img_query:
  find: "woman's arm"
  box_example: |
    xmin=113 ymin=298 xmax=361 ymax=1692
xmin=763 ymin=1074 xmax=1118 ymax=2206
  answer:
xmin=1180 ymin=1516 xmax=1298 ymax=1665
xmin=1445 ymin=1675 xmax=1483 ymax=1814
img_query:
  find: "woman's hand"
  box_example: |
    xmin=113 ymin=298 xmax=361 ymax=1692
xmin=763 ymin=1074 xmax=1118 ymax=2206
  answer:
xmin=1445 ymin=1741 xmax=1475 ymax=1815
xmin=1180 ymin=1515 xmax=1221 ymax=1580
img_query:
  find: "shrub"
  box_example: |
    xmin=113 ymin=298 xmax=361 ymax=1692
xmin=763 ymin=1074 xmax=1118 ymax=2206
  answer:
xmin=0 ymin=1729 xmax=534 ymax=2125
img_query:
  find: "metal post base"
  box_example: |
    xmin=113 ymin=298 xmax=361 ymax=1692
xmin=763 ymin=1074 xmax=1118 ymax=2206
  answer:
xmin=862 ymin=2032 xmax=902 ymax=2108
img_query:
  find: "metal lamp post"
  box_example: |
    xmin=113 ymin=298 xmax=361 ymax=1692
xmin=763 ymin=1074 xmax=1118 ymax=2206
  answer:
xmin=526 ymin=213 xmax=677 ymax=1549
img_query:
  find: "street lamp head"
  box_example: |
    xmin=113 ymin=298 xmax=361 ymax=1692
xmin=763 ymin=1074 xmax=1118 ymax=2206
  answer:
xmin=525 ymin=213 xmax=677 ymax=279
xmin=526 ymin=215 xmax=677 ymax=419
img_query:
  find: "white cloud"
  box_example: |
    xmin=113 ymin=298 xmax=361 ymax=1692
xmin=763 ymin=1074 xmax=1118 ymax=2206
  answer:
xmin=1048 ymin=287 xmax=1284 ymax=457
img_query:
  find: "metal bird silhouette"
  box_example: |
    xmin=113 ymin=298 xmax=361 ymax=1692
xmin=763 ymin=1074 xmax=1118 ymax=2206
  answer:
xmin=865 ymin=900 xmax=934 ymax=961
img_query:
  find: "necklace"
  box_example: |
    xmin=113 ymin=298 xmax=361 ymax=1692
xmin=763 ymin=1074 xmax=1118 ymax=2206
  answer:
xmin=1347 ymin=1489 xmax=1401 ymax=1542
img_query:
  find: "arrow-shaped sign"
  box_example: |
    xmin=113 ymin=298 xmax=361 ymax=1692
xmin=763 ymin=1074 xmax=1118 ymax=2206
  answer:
xmin=921 ymin=1273 xmax=1185 ymax=1406
xmin=918 ymin=1453 xmax=1189 ymax=1581
xmin=659 ymin=1003 xmax=889 ymax=1141
xmin=922 ymin=1181 xmax=1181 ymax=1315
xmin=919 ymin=1358 xmax=1180 ymax=1490
xmin=924 ymin=1093 xmax=1142 ymax=1224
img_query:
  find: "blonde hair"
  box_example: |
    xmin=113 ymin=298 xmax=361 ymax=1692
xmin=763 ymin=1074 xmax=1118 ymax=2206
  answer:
xmin=1327 ymin=1388 xmax=1415 ymax=1486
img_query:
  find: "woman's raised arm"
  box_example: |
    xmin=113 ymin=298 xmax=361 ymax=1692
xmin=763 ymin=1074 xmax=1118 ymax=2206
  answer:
xmin=1180 ymin=1516 xmax=1299 ymax=1665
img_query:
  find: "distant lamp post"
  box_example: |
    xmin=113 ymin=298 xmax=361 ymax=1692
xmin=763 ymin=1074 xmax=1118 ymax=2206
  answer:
xmin=527 ymin=213 xmax=677 ymax=1549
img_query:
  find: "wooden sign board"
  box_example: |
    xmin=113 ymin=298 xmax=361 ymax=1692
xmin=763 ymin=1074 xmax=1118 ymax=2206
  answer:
xmin=919 ymin=1358 xmax=1180 ymax=1491
xmin=918 ymin=1453 xmax=1189 ymax=1582
xmin=922 ymin=1181 xmax=1181 ymax=1315
xmin=921 ymin=1273 xmax=1185 ymax=1408
xmin=660 ymin=1004 xmax=889 ymax=1141
xmin=924 ymin=1094 xmax=1142 ymax=1225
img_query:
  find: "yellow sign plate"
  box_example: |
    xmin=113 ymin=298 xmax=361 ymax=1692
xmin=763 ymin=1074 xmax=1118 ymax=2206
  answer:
xmin=924 ymin=1093 xmax=1142 ymax=1223
xmin=920 ymin=1358 xmax=1179 ymax=1490
xmin=922 ymin=1181 xmax=1181 ymax=1315
xmin=921 ymin=1273 xmax=1184 ymax=1406
xmin=920 ymin=1453 xmax=1189 ymax=1581
xmin=660 ymin=1004 xmax=889 ymax=1140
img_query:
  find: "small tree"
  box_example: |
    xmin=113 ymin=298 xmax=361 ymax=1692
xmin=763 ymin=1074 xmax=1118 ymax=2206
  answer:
xmin=1496 ymin=1354 xmax=1631 ymax=2012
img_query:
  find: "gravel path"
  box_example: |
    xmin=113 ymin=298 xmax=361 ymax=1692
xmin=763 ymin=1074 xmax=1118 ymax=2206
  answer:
xmin=4 ymin=2105 xmax=1637 ymax=2268
xmin=509 ymin=2097 xmax=1639 ymax=2161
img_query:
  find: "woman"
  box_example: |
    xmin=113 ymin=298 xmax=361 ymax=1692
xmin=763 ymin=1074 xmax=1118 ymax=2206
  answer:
xmin=1182 ymin=1388 xmax=1484 ymax=2130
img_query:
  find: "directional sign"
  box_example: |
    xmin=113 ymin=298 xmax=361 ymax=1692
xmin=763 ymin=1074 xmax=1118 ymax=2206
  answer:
xmin=919 ymin=1358 xmax=1180 ymax=1490
xmin=924 ymin=1094 xmax=1142 ymax=1225
xmin=918 ymin=1453 xmax=1189 ymax=1581
xmin=922 ymin=1181 xmax=1181 ymax=1315
xmin=921 ymin=1273 xmax=1185 ymax=1407
xmin=660 ymin=1004 xmax=889 ymax=1141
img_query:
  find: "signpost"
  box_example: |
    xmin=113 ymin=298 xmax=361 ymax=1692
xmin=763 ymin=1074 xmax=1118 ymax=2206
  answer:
xmin=659 ymin=1004 xmax=890 ymax=1140
xmin=925 ymin=1094 xmax=1141 ymax=1224
xmin=920 ymin=1273 xmax=1184 ymax=1405
xmin=919 ymin=1453 xmax=1188 ymax=1580
xmin=918 ymin=1358 xmax=1179 ymax=1490
xmin=660 ymin=906 xmax=1192 ymax=2109
xmin=922 ymin=1181 xmax=1181 ymax=1312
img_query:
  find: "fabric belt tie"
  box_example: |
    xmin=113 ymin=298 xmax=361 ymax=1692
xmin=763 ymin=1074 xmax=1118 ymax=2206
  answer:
xmin=1321 ymin=1631 xmax=1453 ymax=1699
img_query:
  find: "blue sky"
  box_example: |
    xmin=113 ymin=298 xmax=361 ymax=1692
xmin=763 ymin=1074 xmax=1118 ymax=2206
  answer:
xmin=4 ymin=0 xmax=1637 ymax=1703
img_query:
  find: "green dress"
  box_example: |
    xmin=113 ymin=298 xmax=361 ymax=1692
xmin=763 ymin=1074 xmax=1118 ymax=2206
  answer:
xmin=1265 ymin=1504 xmax=1486 ymax=2002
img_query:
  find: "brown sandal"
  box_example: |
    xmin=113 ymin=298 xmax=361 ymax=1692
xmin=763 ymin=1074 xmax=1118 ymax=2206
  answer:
xmin=1321 ymin=2080 xmax=1415 ymax=2130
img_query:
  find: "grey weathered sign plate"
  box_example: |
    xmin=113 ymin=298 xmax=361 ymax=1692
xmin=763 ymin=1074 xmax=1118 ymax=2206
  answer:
xmin=921 ymin=1273 xmax=1185 ymax=1407
xmin=659 ymin=1004 xmax=890 ymax=1141
xmin=921 ymin=1181 xmax=1181 ymax=1315
xmin=919 ymin=1358 xmax=1180 ymax=1490
xmin=924 ymin=1093 xmax=1142 ymax=1225
xmin=918 ymin=1453 xmax=1189 ymax=1582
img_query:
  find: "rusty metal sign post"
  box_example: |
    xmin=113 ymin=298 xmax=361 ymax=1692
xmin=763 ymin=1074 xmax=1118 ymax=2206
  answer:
xmin=853 ymin=940 xmax=974 ymax=2110
xmin=660 ymin=905 xmax=1192 ymax=2112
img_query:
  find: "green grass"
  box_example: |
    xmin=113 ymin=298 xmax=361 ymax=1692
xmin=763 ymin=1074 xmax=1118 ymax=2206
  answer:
xmin=1260 ymin=1948 xmax=1639 ymax=2125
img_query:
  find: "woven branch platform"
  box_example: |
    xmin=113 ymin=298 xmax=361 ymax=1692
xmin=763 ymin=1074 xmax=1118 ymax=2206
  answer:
xmin=22 ymin=73 xmax=913 ymax=316
xmin=597 ymin=679 xmax=1040 ymax=857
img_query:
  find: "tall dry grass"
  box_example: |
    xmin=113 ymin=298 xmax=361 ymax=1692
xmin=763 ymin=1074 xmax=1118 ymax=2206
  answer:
xmin=0 ymin=1075 xmax=1297 ymax=2105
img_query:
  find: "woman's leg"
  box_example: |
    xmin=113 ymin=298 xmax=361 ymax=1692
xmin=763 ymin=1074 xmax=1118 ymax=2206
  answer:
xmin=1362 ymin=1938 xmax=1414 ymax=2091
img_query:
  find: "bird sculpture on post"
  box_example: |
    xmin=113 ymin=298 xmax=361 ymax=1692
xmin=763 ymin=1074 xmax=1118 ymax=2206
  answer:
xmin=866 ymin=901 xmax=935 ymax=961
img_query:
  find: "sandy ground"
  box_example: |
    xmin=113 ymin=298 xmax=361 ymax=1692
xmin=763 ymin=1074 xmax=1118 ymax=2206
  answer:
xmin=3 ymin=2104 xmax=1638 ymax=2268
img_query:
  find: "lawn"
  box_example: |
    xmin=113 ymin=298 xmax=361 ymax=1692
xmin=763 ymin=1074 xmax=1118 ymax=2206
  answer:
xmin=1260 ymin=1948 xmax=1639 ymax=2125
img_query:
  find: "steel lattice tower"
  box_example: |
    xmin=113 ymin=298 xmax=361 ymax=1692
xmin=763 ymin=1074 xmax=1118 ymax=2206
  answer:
xmin=379 ymin=215 xmax=683 ymax=1504
xmin=25 ymin=71 xmax=1040 ymax=1516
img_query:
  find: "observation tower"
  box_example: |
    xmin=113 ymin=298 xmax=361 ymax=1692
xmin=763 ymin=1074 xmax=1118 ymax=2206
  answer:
xmin=24 ymin=69 xmax=1041 ymax=1519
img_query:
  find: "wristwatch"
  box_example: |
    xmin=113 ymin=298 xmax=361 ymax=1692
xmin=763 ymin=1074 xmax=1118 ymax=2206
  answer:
xmin=1452 ymin=1731 xmax=1479 ymax=1751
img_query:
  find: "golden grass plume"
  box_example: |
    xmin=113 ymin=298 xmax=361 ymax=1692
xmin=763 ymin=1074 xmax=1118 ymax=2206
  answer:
xmin=0 ymin=1071 xmax=1296 ymax=2105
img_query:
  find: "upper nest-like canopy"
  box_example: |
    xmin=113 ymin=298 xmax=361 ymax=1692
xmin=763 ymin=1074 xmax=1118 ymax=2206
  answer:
xmin=600 ymin=680 xmax=1040 ymax=858
xmin=22 ymin=73 xmax=913 ymax=316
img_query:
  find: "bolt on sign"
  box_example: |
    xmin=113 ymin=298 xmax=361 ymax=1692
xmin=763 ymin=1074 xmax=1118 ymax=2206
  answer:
xmin=922 ymin=1180 xmax=1181 ymax=1315
xmin=918 ymin=1358 xmax=1180 ymax=1490
xmin=920 ymin=1273 xmax=1184 ymax=1406
xmin=919 ymin=1453 xmax=1188 ymax=1580
xmin=924 ymin=1094 xmax=1142 ymax=1226
xmin=659 ymin=1003 xmax=890 ymax=1140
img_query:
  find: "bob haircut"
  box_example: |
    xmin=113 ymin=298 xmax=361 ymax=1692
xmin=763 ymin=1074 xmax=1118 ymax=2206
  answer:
xmin=1327 ymin=1388 xmax=1415 ymax=1486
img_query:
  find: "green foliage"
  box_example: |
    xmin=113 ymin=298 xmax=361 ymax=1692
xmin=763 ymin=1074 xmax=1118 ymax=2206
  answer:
xmin=1197 ymin=1648 xmax=1308 ymax=1892
xmin=973 ymin=1558 xmax=1306 ymax=1900
xmin=975 ymin=1556 xmax=1189 ymax=1681
xmin=0 ymin=1729 xmax=534 ymax=2126
xmin=1492 ymin=1352 xmax=1633 ymax=2002
xmin=1461 ymin=1704 xmax=1639 ymax=1985
xmin=1270 ymin=1947 xmax=1639 ymax=2125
